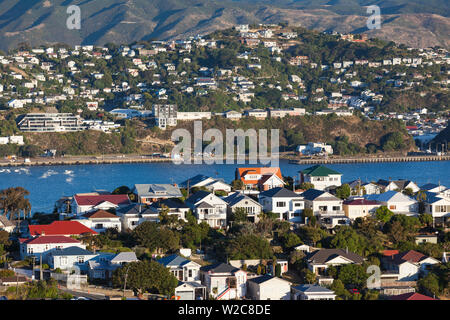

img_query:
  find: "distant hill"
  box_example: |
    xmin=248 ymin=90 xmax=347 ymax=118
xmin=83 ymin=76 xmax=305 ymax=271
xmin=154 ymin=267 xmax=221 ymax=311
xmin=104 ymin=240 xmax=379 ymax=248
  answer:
xmin=0 ymin=0 xmax=448 ymax=51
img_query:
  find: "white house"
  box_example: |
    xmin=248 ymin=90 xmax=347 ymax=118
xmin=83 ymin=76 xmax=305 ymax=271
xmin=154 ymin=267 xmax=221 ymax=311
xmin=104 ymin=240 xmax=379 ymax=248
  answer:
xmin=19 ymin=236 xmax=86 ymax=263
xmin=157 ymin=254 xmax=201 ymax=282
xmin=247 ymin=275 xmax=291 ymax=300
xmin=49 ymin=246 xmax=98 ymax=271
xmin=365 ymin=191 xmax=418 ymax=215
xmin=306 ymin=249 xmax=364 ymax=275
xmin=116 ymin=204 xmax=159 ymax=231
xmin=296 ymin=143 xmax=333 ymax=156
xmin=291 ymin=284 xmax=336 ymax=300
xmin=423 ymin=192 xmax=450 ymax=222
xmin=382 ymin=250 xmax=440 ymax=281
xmin=199 ymin=263 xmax=247 ymax=300
xmin=180 ymin=175 xmax=231 ymax=193
xmin=299 ymin=165 xmax=342 ymax=191
xmin=75 ymin=209 xmax=122 ymax=233
xmin=343 ymin=198 xmax=381 ymax=220
xmin=72 ymin=194 xmax=132 ymax=216
xmin=88 ymin=252 xmax=139 ymax=280
xmin=301 ymin=189 xmax=344 ymax=217
xmin=185 ymin=191 xmax=227 ymax=228
xmin=224 ymin=192 xmax=263 ymax=223
xmin=258 ymin=187 xmax=304 ymax=222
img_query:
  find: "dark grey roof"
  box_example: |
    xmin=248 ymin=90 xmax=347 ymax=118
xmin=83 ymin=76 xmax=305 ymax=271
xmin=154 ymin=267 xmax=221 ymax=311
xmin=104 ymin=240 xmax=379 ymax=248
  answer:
xmin=179 ymin=175 xmax=211 ymax=188
xmin=248 ymin=274 xmax=275 ymax=284
xmin=185 ymin=190 xmax=212 ymax=204
xmin=117 ymin=204 xmax=154 ymax=215
xmin=133 ymin=184 xmax=182 ymax=198
xmin=306 ymin=249 xmax=364 ymax=264
xmin=150 ymin=198 xmax=189 ymax=210
xmin=200 ymin=263 xmax=240 ymax=273
xmin=157 ymin=254 xmax=191 ymax=267
xmin=259 ymin=187 xmax=302 ymax=198
xmin=300 ymin=188 xmax=339 ymax=201
xmin=223 ymin=192 xmax=261 ymax=207
xmin=51 ymin=246 xmax=95 ymax=256
xmin=292 ymin=284 xmax=334 ymax=294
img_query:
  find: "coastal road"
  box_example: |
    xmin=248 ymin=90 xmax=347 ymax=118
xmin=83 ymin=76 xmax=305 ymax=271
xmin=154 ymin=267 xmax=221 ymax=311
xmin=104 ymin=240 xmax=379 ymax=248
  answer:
xmin=58 ymin=287 xmax=107 ymax=300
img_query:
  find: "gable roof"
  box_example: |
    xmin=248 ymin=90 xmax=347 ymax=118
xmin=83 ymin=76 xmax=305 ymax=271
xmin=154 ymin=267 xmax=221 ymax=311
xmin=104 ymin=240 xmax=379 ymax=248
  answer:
xmin=300 ymin=165 xmax=341 ymax=177
xmin=301 ymin=189 xmax=339 ymax=201
xmin=307 ymin=249 xmax=364 ymax=264
xmin=200 ymin=263 xmax=240 ymax=274
xmin=260 ymin=187 xmax=303 ymax=198
xmin=248 ymin=274 xmax=289 ymax=285
xmin=185 ymin=190 xmax=222 ymax=205
xmin=74 ymin=194 xmax=131 ymax=207
xmin=389 ymin=292 xmax=436 ymax=300
xmin=21 ymin=235 xmax=81 ymax=245
xmin=237 ymin=167 xmax=282 ymax=185
xmin=133 ymin=184 xmax=182 ymax=198
xmin=223 ymin=192 xmax=261 ymax=207
xmin=292 ymin=284 xmax=335 ymax=294
xmin=50 ymin=246 xmax=95 ymax=256
xmin=179 ymin=174 xmax=213 ymax=188
xmin=365 ymin=190 xmax=416 ymax=203
xmin=29 ymin=221 xmax=97 ymax=236
xmin=343 ymin=198 xmax=379 ymax=206
xmin=82 ymin=209 xmax=119 ymax=219
xmin=116 ymin=204 xmax=154 ymax=216
xmin=157 ymin=254 xmax=191 ymax=267
xmin=110 ymin=252 xmax=138 ymax=263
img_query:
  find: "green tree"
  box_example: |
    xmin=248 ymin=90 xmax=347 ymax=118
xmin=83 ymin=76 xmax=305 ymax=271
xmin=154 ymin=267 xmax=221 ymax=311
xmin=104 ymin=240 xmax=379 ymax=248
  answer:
xmin=230 ymin=207 xmax=248 ymax=223
xmin=337 ymin=264 xmax=368 ymax=289
xmin=375 ymin=206 xmax=394 ymax=224
xmin=335 ymin=184 xmax=351 ymax=199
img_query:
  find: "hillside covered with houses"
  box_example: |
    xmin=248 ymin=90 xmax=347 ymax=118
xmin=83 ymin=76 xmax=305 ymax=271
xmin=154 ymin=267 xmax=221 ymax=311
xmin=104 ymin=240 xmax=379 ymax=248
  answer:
xmin=0 ymin=24 xmax=448 ymax=158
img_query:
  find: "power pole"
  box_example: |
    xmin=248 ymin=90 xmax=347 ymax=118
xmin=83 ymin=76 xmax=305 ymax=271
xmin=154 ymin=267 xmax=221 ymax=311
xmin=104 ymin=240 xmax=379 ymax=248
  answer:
xmin=39 ymin=253 xmax=43 ymax=281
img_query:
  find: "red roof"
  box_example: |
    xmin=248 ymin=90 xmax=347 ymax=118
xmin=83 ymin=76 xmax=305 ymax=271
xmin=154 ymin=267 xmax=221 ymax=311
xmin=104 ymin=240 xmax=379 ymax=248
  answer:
xmin=406 ymin=126 xmax=418 ymax=130
xmin=22 ymin=235 xmax=81 ymax=245
xmin=29 ymin=221 xmax=97 ymax=236
xmin=74 ymin=194 xmax=131 ymax=207
xmin=396 ymin=250 xmax=427 ymax=263
xmin=343 ymin=199 xmax=379 ymax=206
xmin=83 ymin=209 xmax=118 ymax=219
xmin=237 ymin=167 xmax=283 ymax=185
xmin=390 ymin=292 xmax=436 ymax=300
xmin=383 ymin=250 xmax=399 ymax=257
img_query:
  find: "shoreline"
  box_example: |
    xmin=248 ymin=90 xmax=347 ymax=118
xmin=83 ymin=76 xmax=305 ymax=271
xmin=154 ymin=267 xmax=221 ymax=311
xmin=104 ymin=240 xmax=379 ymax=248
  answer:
xmin=0 ymin=154 xmax=449 ymax=167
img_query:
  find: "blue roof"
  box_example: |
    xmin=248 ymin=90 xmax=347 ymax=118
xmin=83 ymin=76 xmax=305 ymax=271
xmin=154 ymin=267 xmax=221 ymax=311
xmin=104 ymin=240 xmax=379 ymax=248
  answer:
xmin=51 ymin=246 xmax=95 ymax=256
xmin=157 ymin=254 xmax=191 ymax=267
xmin=292 ymin=284 xmax=334 ymax=293
xmin=179 ymin=175 xmax=211 ymax=188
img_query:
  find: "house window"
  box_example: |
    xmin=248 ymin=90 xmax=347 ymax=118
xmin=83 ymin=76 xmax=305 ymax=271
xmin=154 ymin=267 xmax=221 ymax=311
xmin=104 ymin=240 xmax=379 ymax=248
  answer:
xmin=294 ymin=202 xmax=302 ymax=207
xmin=389 ymin=205 xmax=396 ymax=210
xmin=276 ymin=202 xmax=286 ymax=207
xmin=78 ymin=256 xmax=85 ymax=263
xmin=61 ymin=257 xmax=68 ymax=265
xmin=95 ymin=223 xmax=104 ymax=229
xmin=189 ymin=269 xmax=193 ymax=278
xmin=28 ymin=248 xmax=34 ymax=254
xmin=332 ymin=206 xmax=340 ymax=211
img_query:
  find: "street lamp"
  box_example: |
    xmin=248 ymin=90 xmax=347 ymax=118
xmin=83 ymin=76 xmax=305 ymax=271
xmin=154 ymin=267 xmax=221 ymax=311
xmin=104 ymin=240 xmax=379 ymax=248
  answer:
xmin=122 ymin=264 xmax=131 ymax=299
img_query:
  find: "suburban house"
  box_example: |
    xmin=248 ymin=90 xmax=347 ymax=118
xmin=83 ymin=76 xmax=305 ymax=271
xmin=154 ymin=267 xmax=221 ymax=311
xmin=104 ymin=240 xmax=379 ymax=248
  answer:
xmin=343 ymin=198 xmax=381 ymax=220
xmin=301 ymin=189 xmax=344 ymax=220
xmin=389 ymin=292 xmax=436 ymax=300
xmin=75 ymin=209 xmax=122 ymax=233
xmin=246 ymin=275 xmax=291 ymax=300
xmin=49 ymin=246 xmax=98 ymax=271
xmin=223 ymin=192 xmax=263 ymax=223
xmin=28 ymin=221 xmax=98 ymax=237
xmin=19 ymin=235 xmax=86 ymax=262
xmin=299 ymin=165 xmax=342 ymax=191
xmin=133 ymin=184 xmax=183 ymax=204
xmin=0 ymin=216 xmax=16 ymax=233
xmin=381 ymin=250 xmax=440 ymax=281
xmin=157 ymin=254 xmax=201 ymax=282
xmin=376 ymin=179 xmax=420 ymax=193
xmin=365 ymin=191 xmax=418 ymax=215
xmin=306 ymin=249 xmax=364 ymax=275
xmin=116 ymin=204 xmax=159 ymax=230
xmin=420 ymin=183 xmax=447 ymax=193
xmin=149 ymin=199 xmax=190 ymax=222
xmin=423 ymin=192 xmax=450 ymax=222
xmin=88 ymin=252 xmax=138 ymax=281
xmin=235 ymin=167 xmax=285 ymax=192
xmin=199 ymin=263 xmax=247 ymax=300
xmin=72 ymin=194 xmax=132 ymax=216
xmin=346 ymin=179 xmax=381 ymax=195
xmin=175 ymin=281 xmax=207 ymax=300
xmin=291 ymin=284 xmax=336 ymax=300
xmin=179 ymin=175 xmax=232 ymax=193
xmin=258 ymin=187 xmax=304 ymax=222
xmin=185 ymin=191 xmax=227 ymax=228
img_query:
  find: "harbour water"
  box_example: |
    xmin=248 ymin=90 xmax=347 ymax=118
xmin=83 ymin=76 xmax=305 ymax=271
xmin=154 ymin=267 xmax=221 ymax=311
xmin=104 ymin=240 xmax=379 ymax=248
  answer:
xmin=0 ymin=160 xmax=449 ymax=214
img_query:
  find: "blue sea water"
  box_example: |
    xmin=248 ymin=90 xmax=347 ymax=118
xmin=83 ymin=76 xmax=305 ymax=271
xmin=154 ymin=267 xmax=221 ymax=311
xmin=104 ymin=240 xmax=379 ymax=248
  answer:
xmin=0 ymin=160 xmax=449 ymax=213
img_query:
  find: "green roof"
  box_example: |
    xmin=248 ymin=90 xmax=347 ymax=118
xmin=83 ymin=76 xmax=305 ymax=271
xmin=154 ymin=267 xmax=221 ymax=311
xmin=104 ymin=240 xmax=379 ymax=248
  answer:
xmin=300 ymin=165 xmax=341 ymax=177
